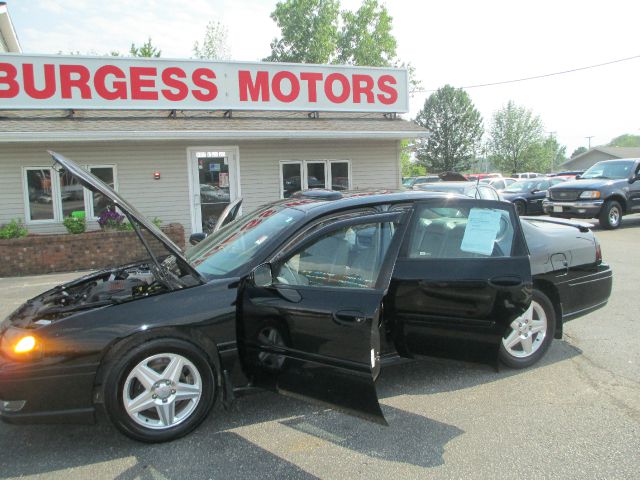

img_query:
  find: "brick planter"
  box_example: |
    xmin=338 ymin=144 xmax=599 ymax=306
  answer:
xmin=0 ymin=223 xmax=185 ymax=277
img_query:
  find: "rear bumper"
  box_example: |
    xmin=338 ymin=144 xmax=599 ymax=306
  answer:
xmin=0 ymin=357 xmax=97 ymax=425
xmin=542 ymin=200 xmax=603 ymax=218
xmin=561 ymin=264 xmax=613 ymax=322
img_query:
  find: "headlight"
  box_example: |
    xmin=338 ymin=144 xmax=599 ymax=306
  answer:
xmin=579 ymin=190 xmax=601 ymax=199
xmin=0 ymin=328 xmax=43 ymax=361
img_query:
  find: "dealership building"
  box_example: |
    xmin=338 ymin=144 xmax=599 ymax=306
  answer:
xmin=0 ymin=54 xmax=427 ymax=240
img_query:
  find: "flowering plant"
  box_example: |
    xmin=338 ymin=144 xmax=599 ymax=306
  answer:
xmin=97 ymin=208 xmax=125 ymax=230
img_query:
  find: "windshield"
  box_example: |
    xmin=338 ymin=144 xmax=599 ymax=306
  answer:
xmin=581 ymin=160 xmax=635 ymax=180
xmin=186 ymin=204 xmax=305 ymax=278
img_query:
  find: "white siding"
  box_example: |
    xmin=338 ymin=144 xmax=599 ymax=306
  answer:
xmin=0 ymin=139 xmax=401 ymax=238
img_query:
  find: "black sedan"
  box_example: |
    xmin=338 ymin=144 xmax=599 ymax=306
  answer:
xmin=0 ymin=152 xmax=612 ymax=443
xmin=501 ymin=177 xmax=567 ymax=215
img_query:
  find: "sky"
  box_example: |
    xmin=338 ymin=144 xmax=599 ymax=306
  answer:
xmin=5 ymin=0 xmax=640 ymax=156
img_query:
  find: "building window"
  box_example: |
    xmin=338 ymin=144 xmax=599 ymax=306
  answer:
xmin=22 ymin=165 xmax=117 ymax=224
xmin=24 ymin=167 xmax=55 ymax=222
xmin=59 ymin=169 xmax=85 ymax=218
xmin=280 ymin=160 xmax=351 ymax=198
xmin=88 ymin=166 xmax=117 ymax=218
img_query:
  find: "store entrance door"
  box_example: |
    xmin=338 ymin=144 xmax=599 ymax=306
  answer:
xmin=188 ymin=148 xmax=240 ymax=234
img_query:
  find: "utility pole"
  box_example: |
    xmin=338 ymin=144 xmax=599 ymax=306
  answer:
xmin=585 ymin=136 xmax=594 ymax=149
xmin=547 ymin=132 xmax=557 ymax=172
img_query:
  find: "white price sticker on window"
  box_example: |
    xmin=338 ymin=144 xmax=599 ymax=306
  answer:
xmin=460 ymin=208 xmax=503 ymax=256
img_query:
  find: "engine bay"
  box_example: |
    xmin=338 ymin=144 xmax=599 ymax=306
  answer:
xmin=6 ymin=263 xmax=167 ymax=327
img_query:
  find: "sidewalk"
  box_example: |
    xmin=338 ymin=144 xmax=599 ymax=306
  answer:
xmin=0 ymin=270 xmax=92 ymax=319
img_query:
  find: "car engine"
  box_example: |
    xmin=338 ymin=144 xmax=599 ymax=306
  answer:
xmin=4 ymin=264 xmax=165 ymax=327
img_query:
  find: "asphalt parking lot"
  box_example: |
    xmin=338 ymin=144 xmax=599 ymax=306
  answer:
xmin=1 ymin=216 xmax=639 ymax=480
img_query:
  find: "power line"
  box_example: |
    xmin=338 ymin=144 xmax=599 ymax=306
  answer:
xmin=413 ymin=54 xmax=640 ymax=94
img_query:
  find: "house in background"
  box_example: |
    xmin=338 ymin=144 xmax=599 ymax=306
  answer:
xmin=561 ymin=146 xmax=640 ymax=171
xmin=0 ymin=1 xmax=21 ymax=53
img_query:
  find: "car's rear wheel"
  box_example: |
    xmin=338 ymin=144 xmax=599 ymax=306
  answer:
xmin=514 ymin=200 xmax=526 ymax=216
xmin=599 ymin=200 xmax=622 ymax=229
xmin=104 ymin=338 xmax=216 ymax=443
xmin=499 ymin=289 xmax=556 ymax=368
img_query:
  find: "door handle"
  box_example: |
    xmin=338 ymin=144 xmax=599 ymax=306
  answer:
xmin=333 ymin=310 xmax=367 ymax=326
xmin=488 ymin=275 xmax=523 ymax=287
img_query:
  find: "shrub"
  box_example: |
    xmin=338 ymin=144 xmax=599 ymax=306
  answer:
xmin=97 ymin=208 xmax=125 ymax=230
xmin=63 ymin=216 xmax=86 ymax=234
xmin=0 ymin=219 xmax=28 ymax=239
xmin=120 ymin=217 xmax=162 ymax=231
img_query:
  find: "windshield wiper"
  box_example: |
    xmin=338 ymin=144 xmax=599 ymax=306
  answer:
xmin=585 ymin=175 xmax=609 ymax=179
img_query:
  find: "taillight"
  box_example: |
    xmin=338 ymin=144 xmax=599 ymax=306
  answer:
xmin=595 ymin=240 xmax=602 ymax=264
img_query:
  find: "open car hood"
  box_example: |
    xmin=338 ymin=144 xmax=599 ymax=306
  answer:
xmin=48 ymin=150 xmax=191 ymax=268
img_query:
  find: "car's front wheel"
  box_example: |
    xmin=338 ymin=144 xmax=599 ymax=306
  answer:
xmin=499 ymin=289 xmax=556 ymax=368
xmin=104 ymin=338 xmax=216 ymax=443
xmin=598 ymin=200 xmax=622 ymax=229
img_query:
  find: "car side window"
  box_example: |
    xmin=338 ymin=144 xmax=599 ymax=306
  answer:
xmin=478 ymin=186 xmax=499 ymax=200
xmin=406 ymin=204 xmax=516 ymax=259
xmin=275 ymin=221 xmax=396 ymax=289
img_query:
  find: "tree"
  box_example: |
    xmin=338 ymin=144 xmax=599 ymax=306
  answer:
xmin=336 ymin=0 xmax=396 ymax=67
xmin=570 ymin=146 xmax=588 ymax=158
xmin=414 ymin=85 xmax=483 ymax=173
xmin=129 ymin=38 xmax=161 ymax=58
xmin=522 ymin=136 xmax=566 ymax=173
xmin=607 ymin=134 xmax=640 ymax=147
xmin=400 ymin=140 xmax=426 ymax=177
xmin=264 ymin=0 xmax=340 ymax=63
xmin=487 ymin=101 xmax=545 ymax=174
xmin=193 ymin=20 xmax=231 ymax=60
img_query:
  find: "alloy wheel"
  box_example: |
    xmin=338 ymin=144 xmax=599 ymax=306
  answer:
xmin=608 ymin=206 xmax=620 ymax=227
xmin=123 ymin=353 xmax=203 ymax=430
xmin=501 ymin=301 xmax=547 ymax=358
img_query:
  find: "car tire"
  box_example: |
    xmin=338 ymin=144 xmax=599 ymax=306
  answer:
xmin=514 ymin=200 xmax=526 ymax=216
xmin=598 ymin=200 xmax=622 ymax=230
xmin=499 ymin=289 xmax=556 ymax=369
xmin=103 ymin=338 xmax=216 ymax=443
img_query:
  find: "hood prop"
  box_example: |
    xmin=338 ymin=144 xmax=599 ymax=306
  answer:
xmin=125 ymin=212 xmax=180 ymax=290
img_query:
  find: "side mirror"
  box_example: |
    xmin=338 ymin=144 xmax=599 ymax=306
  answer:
xmin=189 ymin=232 xmax=207 ymax=245
xmin=575 ymin=174 xmax=581 ymax=180
xmin=629 ymin=174 xmax=640 ymax=184
xmin=252 ymin=263 xmax=273 ymax=287
xmin=530 ymin=189 xmax=539 ymax=194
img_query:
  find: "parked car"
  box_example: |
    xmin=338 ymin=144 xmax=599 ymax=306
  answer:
xmin=543 ymin=158 xmax=640 ymax=229
xmin=513 ymin=172 xmax=540 ymax=179
xmin=464 ymin=173 xmax=503 ymax=182
xmin=415 ymin=181 xmax=501 ymax=200
xmin=200 ymin=184 xmax=230 ymax=203
xmin=402 ymin=175 xmax=441 ymax=188
xmin=547 ymin=171 xmax=584 ymax=180
xmin=480 ymin=177 xmax=517 ymax=191
xmin=0 ymin=152 xmax=612 ymax=443
xmin=502 ymin=177 xmax=567 ymax=215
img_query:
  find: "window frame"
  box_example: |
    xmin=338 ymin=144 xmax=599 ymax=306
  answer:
xmin=22 ymin=166 xmax=58 ymax=224
xmin=22 ymin=164 xmax=118 ymax=225
xmin=279 ymin=160 xmax=352 ymax=199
